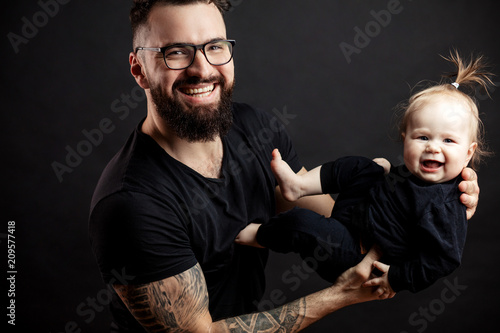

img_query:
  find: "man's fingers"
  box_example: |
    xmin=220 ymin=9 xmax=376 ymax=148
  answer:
xmin=372 ymin=261 xmax=389 ymax=273
xmin=461 ymin=167 xmax=477 ymax=182
xmin=460 ymin=187 xmax=478 ymax=220
xmin=458 ymin=167 xmax=480 ymax=221
xmin=362 ymin=277 xmax=381 ymax=287
xmin=375 ymin=287 xmax=390 ymax=298
xmin=459 ymin=180 xmax=479 ymax=197
xmin=460 ymin=192 xmax=477 ymax=207
xmin=374 ymin=287 xmax=396 ymax=299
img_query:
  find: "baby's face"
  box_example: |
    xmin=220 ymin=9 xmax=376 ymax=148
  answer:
xmin=403 ymin=95 xmax=477 ymax=183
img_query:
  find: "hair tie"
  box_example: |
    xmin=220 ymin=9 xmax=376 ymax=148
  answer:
xmin=451 ymin=82 xmax=459 ymax=89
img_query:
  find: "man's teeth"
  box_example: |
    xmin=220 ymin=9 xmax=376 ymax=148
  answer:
xmin=183 ymin=85 xmax=214 ymax=96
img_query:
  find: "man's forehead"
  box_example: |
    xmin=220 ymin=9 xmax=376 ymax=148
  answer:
xmin=144 ymin=2 xmax=227 ymax=45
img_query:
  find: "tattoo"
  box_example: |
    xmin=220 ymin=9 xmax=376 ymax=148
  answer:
xmin=115 ymin=264 xmax=307 ymax=332
xmin=115 ymin=263 xmax=209 ymax=332
xmin=224 ymin=298 xmax=306 ymax=333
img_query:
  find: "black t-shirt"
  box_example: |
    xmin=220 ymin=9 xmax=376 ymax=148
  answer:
xmin=89 ymin=102 xmax=301 ymax=330
xmin=321 ymin=156 xmax=467 ymax=292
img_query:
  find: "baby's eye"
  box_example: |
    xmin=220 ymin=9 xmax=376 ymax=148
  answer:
xmin=444 ymin=138 xmax=454 ymax=143
xmin=418 ymin=136 xmax=429 ymax=141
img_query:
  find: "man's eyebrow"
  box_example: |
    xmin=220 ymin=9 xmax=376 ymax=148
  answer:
xmin=160 ymin=37 xmax=228 ymax=48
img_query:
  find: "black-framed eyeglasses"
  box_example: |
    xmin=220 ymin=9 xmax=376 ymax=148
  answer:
xmin=135 ymin=39 xmax=236 ymax=70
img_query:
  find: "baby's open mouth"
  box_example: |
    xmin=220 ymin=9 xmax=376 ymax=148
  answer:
xmin=422 ymin=160 xmax=444 ymax=169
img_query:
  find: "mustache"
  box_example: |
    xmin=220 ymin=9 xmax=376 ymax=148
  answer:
xmin=172 ymin=75 xmax=226 ymax=90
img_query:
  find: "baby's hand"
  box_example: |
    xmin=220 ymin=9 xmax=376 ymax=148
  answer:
xmin=373 ymin=158 xmax=391 ymax=175
xmin=362 ymin=261 xmax=396 ymax=299
xmin=235 ymin=223 xmax=264 ymax=248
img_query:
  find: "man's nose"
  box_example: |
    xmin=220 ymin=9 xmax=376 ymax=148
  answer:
xmin=185 ymin=49 xmax=212 ymax=77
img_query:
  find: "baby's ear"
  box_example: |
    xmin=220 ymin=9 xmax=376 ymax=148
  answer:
xmin=464 ymin=142 xmax=478 ymax=167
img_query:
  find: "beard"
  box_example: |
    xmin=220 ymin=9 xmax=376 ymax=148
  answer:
xmin=150 ymin=75 xmax=234 ymax=143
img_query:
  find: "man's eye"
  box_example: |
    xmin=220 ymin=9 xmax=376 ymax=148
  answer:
xmin=165 ymin=48 xmax=190 ymax=58
xmin=206 ymin=42 xmax=230 ymax=54
xmin=208 ymin=44 xmax=222 ymax=51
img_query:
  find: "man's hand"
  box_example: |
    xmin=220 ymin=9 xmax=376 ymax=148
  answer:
xmin=459 ymin=167 xmax=480 ymax=220
xmin=332 ymin=246 xmax=395 ymax=305
xmin=361 ymin=261 xmax=396 ymax=299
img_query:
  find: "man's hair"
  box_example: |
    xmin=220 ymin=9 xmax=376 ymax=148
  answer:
xmin=130 ymin=0 xmax=232 ymax=49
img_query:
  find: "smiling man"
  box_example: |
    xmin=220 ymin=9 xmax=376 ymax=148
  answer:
xmin=88 ymin=1 xmax=480 ymax=332
xmin=134 ymin=3 xmax=235 ymax=148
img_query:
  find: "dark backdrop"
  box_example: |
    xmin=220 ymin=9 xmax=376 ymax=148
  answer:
xmin=2 ymin=1 xmax=499 ymax=332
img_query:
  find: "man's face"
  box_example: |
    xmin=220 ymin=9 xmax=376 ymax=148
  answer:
xmin=138 ymin=3 xmax=235 ymax=141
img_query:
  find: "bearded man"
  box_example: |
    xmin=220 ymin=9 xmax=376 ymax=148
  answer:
xmin=89 ymin=1 xmax=480 ymax=332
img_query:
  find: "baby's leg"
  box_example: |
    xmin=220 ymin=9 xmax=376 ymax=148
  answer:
xmin=271 ymin=149 xmax=323 ymax=201
xmin=257 ymin=207 xmax=364 ymax=283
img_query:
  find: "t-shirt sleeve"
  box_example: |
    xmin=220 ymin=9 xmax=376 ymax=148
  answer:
xmin=388 ymin=199 xmax=467 ymax=293
xmin=89 ymin=190 xmax=198 ymax=285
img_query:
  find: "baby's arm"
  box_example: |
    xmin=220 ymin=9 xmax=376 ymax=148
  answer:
xmin=272 ymin=149 xmax=323 ymax=201
xmin=235 ymin=223 xmax=264 ymax=248
xmin=362 ymin=261 xmax=396 ymax=299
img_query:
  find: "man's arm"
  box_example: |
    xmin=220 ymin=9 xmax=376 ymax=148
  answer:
xmin=276 ymin=167 xmax=335 ymax=217
xmin=114 ymin=264 xmax=212 ymax=332
xmin=114 ymin=248 xmax=389 ymax=333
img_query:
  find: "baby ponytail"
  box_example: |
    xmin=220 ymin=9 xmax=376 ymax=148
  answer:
xmin=442 ymin=49 xmax=495 ymax=97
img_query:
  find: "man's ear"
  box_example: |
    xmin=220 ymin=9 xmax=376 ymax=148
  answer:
xmin=129 ymin=52 xmax=150 ymax=90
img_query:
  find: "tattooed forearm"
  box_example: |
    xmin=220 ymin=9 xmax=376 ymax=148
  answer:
xmin=115 ymin=264 xmax=312 ymax=333
xmin=224 ymin=298 xmax=306 ymax=333
xmin=112 ymin=247 xmax=384 ymax=332
xmin=114 ymin=263 xmax=210 ymax=333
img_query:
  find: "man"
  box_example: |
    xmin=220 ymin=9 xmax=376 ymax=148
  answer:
xmin=89 ymin=1 xmax=480 ymax=332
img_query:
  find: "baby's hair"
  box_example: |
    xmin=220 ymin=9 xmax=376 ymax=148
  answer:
xmin=397 ymin=49 xmax=495 ymax=170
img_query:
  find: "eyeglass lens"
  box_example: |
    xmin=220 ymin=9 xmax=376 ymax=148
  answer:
xmin=165 ymin=40 xmax=233 ymax=69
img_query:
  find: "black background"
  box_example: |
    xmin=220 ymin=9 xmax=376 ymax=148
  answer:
xmin=2 ymin=0 xmax=500 ymax=332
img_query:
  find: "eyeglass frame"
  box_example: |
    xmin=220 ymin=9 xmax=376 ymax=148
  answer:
xmin=135 ymin=39 xmax=236 ymax=70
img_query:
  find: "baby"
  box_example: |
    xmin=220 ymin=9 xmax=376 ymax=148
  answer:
xmin=236 ymin=51 xmax=493 ymax=294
